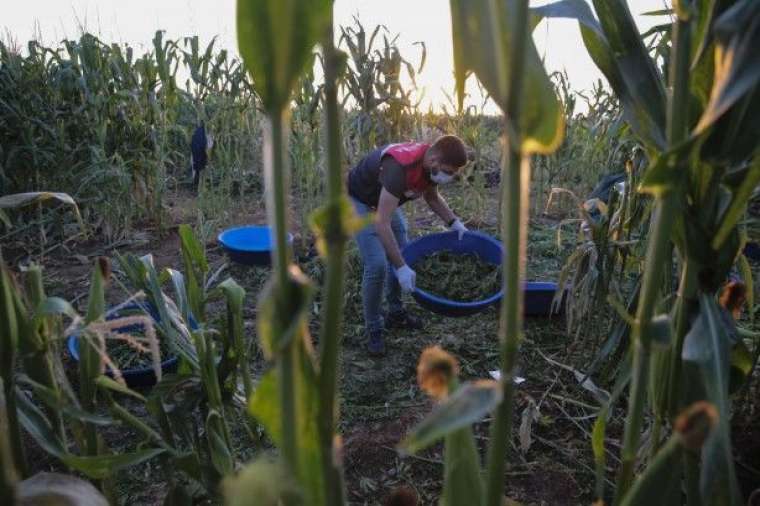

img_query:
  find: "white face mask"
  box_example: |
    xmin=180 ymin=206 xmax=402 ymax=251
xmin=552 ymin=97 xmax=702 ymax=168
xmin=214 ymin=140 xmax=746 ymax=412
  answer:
xmin=430 ymin=171 xmax=455 ymax=185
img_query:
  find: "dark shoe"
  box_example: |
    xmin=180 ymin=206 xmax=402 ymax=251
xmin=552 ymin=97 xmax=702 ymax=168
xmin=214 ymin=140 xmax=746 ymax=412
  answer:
xmin=385 ymin=309 xmax=423 ymax=330
xmin=367 ymin=329 xmax=386 ymax=357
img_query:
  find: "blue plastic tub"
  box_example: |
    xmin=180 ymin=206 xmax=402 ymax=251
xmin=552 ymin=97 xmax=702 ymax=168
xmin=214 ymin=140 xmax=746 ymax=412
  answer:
xmin=524 ymin=281 xmax=563 ymax=316
xmin=403 ymin=231 xmax=504 ymax=317
xmin=67 ymin=302 xmax=196 ymax=388
xmin=218 ymin=225 xmax=294 ymax=266
xmin=402 ymin=231 xmax=563 ymax=317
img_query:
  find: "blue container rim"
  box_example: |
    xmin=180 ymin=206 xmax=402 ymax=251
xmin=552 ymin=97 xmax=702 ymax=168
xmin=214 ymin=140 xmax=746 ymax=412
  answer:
xmin=66 ymin=301 xmax=190 ymax=376
xmin=217 ymin=225 xmax=294 ymax=253
xmin=405 ymin=231 xmax=504 ymax=312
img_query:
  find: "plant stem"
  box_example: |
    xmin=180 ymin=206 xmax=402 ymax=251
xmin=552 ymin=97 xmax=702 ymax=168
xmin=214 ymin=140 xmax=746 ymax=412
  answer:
xmin=485 ymin=1 xmax=530 ymax=504
xmin=0 ymin=378 xmax=18 ymax=503
xmin=666 ymin=260 xmax=697 ymax=416
xmin=265 ymin=110 xmax=298 ymax=472
xmin=266 ymin=111 xmax=292 ymax=290
xmin=614 ymin=9 xmax=691 ymax=502
xmin=317 ymin=14 xmax=348 ymax=506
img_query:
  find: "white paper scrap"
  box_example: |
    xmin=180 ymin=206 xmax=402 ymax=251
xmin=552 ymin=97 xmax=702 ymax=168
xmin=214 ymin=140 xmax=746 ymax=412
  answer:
xmin=489 ymin=370 xmax=526 ymax=384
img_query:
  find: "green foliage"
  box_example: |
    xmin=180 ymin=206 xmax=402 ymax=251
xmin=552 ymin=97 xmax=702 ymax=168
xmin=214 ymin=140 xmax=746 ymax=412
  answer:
xmin=236 ymin=0 xmax=331 ymax=113
xmin=450 ymin=0 xmax=565 ymax=153
xmin=0 ymin=33 xmax=259 ymax=240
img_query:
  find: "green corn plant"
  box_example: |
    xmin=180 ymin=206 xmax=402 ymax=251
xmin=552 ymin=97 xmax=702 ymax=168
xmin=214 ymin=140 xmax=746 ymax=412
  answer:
xmin=533 ymin=0 xmax=760 ymax=503
xmin=1 ymin=31 xmax=259 ymax=240
xmin=0 ymin=252 xmax=24 ymax=476
xmin=0 ymin=254 xmax=171 ymax=492
xmin=400 ymin=347 xmax=502 ymax=506
xmin=100 ymin=229 xmax=253 ymax=501
xmin=0 ymin=378 xmax=18 ymax=504
xmin=233 ymin=1 xmax=370 ymax=504
xmin=339 ymin=17 xmax=425 ymax=155
xmin=398 ymin=1 xmax=565 ymax=505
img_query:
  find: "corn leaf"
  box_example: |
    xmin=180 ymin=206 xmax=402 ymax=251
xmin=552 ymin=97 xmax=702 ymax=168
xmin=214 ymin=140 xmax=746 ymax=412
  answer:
xmin=236 ymin=0 xmax=332 ymax=113
xmin=531 ymin=0 xmax=667 ymax=150
xmin=618 ymin=436 xmax=684 ymax=506
xmin=206 ymin=411 xmax=234 ymax=477
xmin=309 ymin=196 xmax=372 ymax=258
xmin=217 ymin=278 xmax=252 ymax=399
xmin=442 ymin=427 xmax=484 ymax=506
xmin=712 ymin=157 xmax=760 ymax=248
xmin=591 ymin=353 xmax=631 ymax=501
xmin=15 ymin=386 xmax=65 ymax=458
xmin=249 ymin=345 xmax=325 ymax=505
xmin=62 ymin=449 xmax=166 ymax=481
xmin=401 ymin=381 xmax=502 ymax=454
xmin=178 ymin=224 xmax=207 ymax=323
xmin=737 ymin=252 xmax=754 ymax=323
xmin=0 ymin=192 xmax=84 ymax=233
xmin=165 ymin=268 xmax=191 ymax=326
xmin=681 ymin=295 xmax=742 ymax=505
xmin=0 ymin=380 xmax=18 ymax=502
xmin=450 ymin=0 xmax=564 ymax=154
xmin=694 ymin=0 xmax=760 ymax=135
xmin=95 ymin=375 xmax=146 ymax=403
xmin=0 ymin=264 xmax=18 ymax=378
xmin=256 ymin=268 xmax=314 ymax=359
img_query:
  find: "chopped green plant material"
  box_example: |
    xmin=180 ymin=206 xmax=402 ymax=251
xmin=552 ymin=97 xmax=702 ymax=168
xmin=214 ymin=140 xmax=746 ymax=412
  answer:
xmin=415 ymin=250 xmax=501 ymax=302
xmin=106 ymin=332 xmax=171 ymax=371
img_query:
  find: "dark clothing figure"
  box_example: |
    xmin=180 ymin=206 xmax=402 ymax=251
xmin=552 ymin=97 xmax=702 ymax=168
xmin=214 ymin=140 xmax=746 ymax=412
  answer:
xmin=589 ymin=172 xmax=626 ymax=203
xmin=191 ymin=124 xmax=209 ymax=190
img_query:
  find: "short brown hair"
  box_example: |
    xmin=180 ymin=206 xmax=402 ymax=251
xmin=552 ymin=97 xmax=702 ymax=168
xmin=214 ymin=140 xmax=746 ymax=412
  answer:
xmin=430 ymin=135 xmax=467 ymax=168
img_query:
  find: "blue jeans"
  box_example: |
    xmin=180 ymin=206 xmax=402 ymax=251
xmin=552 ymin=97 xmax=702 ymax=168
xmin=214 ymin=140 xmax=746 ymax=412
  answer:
xmin=351 ymin=197 xmax=408 ymax=334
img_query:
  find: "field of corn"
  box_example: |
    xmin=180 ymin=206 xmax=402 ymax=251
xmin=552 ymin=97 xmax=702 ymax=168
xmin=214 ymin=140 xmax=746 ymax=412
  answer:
xmin=1 ymin=0 xmax=760 ymax=505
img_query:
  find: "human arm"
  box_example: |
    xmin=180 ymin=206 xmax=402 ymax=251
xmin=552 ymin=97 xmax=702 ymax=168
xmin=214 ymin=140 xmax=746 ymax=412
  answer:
xmin=377 ymin=188 xmax=416 ymax=292
xmin=376 ymin=188 xmax=406 ymax=268
xmin=423 ymin=186 xmax=468 ymax=238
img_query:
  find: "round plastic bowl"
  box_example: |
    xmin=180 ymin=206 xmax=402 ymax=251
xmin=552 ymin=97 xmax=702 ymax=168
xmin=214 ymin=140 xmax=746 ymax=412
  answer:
xmin=67 ymin=302 xmax=196 ymax=388
xmin=402 ymin=231 xmax=504 ymax=317
xmin=218 ymin=225 xmax=294 ymax=266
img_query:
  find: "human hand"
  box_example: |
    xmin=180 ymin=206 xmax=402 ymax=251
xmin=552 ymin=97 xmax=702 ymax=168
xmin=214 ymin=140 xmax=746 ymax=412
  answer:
xmin=450 ymin=218 xmax=468 ymax=240
xmin=395 ymin=264 xmax=416 ymax=293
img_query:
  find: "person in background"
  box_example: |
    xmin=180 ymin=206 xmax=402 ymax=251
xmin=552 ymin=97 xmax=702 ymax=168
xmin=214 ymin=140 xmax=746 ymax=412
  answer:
xmin=191 ymin=123 xmax=213 ymax=191
xmin=348 ymin=135 xmax=470 ymax=356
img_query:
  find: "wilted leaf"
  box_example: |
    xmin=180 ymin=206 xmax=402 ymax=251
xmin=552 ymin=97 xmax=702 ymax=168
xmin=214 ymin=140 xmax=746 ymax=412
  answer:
xmin=518 ymin=397 xmax=539 ymax=453
xmin=0 ymin=192 xmax=84 ymax=234
xmin=16 ymin=472 xmax=108 ymax=506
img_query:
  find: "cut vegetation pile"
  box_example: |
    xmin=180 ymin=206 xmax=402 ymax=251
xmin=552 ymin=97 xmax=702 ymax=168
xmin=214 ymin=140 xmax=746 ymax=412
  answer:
xmin=414 ymin=250 xmax=501 ymax=302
